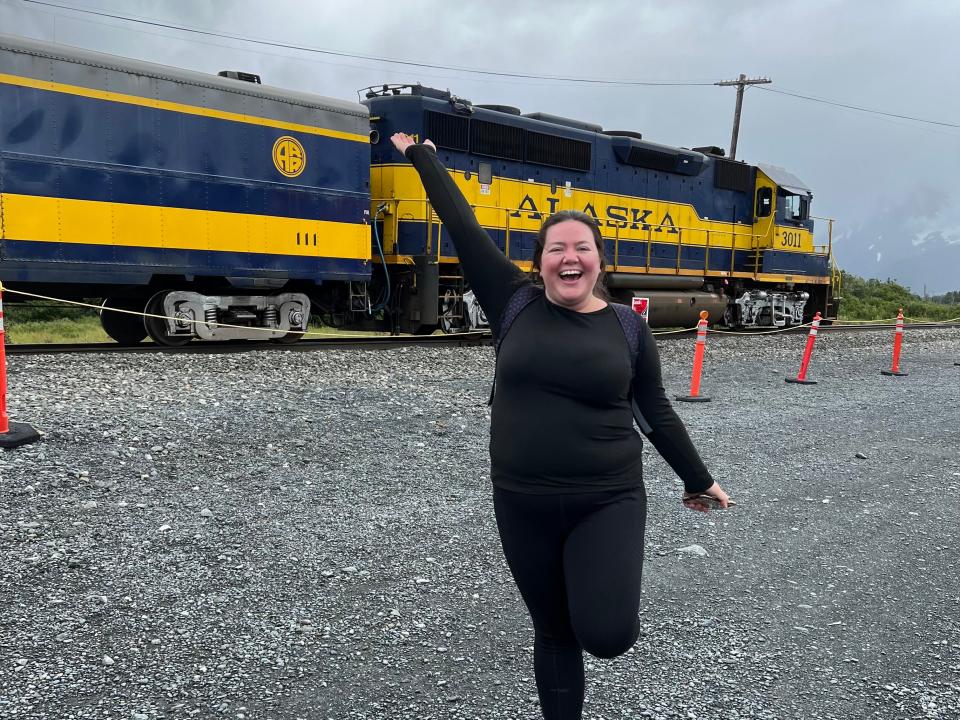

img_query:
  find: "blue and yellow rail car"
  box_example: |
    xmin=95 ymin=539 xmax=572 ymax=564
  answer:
xmin=0 ymin=33 xmax=370 ymax=344
xmin=365 ymin=85 xmax=835 ymax=330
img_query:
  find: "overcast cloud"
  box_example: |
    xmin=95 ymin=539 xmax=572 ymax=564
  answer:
xmin=2 ymin=0 xmax=958 ymax=292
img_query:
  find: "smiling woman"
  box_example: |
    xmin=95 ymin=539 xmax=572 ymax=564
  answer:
xmin=391 ymin=132 xmax=730 ymax=720
xmin=533 ymin=210 xmax=609 ymax=313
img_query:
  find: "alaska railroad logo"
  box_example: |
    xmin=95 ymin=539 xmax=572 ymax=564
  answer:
xmin=272 ymin=136 xmax=306 ymax=177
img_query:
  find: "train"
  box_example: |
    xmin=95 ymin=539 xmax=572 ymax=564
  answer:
xmin=0 ymin=33 xmax=839 ymax=345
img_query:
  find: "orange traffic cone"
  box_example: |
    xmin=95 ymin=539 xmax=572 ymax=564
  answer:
xmin=676 ymin=311 xmax=711 ymax=403
xmin=0 ymin=283 xmax=41 ymax=449
xmin=880 ymin=309 xmax=908 ymax=377
xmin=786 ymin=312 xmax=821 ymax=385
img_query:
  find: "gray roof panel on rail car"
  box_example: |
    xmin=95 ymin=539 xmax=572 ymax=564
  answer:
xmin=0 ymin=33 xmax=369 ymax=137
xmin=757 ymin=163 xmax=812 ymax=196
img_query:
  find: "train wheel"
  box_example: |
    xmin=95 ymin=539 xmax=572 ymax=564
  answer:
xmin=144 ymin=291 xmax=192 ymax=347
xmin=439 ymin=290 xmax=466 ymax=334
xmin=271 ymin=331 xmax=303 ymax=344
xmin=100 ymin=298 xmax=148 ymax=345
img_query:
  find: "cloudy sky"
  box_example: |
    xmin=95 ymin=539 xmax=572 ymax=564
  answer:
xmin=3 ymin=0 xmax=958 ymax=292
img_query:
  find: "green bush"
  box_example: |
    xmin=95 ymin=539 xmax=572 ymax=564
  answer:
xmin=838 ymin=272 xmax=960 ymax=321
xmin=5 ymin=300 xmax=99 ymax=323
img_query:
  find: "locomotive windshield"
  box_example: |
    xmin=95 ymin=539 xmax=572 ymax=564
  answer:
xmin=782 ymin=193 xmax=810 ymax=223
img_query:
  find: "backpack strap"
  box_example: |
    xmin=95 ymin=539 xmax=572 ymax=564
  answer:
xmin=610 ymin=302 xmax=642 ymax=365
xmin=612 ymin=302 xmax=655 ymax=435
xmin=489 ymin=284 xmax=541 ymax=405
xmin=494 ymin=284 xmax=542 ymax=353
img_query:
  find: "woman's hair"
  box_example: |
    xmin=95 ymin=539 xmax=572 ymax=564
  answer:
xmin=531 ymin=210 xmax=609 ymax=298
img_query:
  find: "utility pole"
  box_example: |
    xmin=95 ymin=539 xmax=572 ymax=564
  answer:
xmin=715 ymin=74 xmax=771 ymax=160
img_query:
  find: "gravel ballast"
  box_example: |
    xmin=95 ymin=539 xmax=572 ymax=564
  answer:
xmin=1 ymin=328 xmax=958 ymax=720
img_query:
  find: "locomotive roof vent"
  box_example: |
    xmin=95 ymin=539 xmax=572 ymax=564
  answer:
xmin=522 ymin=112 xmax=603 ymax=134
xmin=476 ymin=104 xmax=522 ymax=115
xmin=692 ymin=145 xmax=725 ymax=157
xmin=604 ymin=130 xmax=643 ymax=140
xmin=218 ymin=70 xmax=261 ymax=84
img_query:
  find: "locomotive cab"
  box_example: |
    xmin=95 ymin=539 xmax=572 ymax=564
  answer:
xmin=734 ymin=165 xmax=830 ymax=326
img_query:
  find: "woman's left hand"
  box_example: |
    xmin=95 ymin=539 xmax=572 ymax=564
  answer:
xmin=390 ymin=132 xmax=436 ymax=156
xmin=682 ymin=481 xmax=733 ymax=513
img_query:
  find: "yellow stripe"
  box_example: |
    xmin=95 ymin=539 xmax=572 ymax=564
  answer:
xmin=376 ymin=165 xmax=821 ymax=256
xmin=752 ymin=272 xmax=830 ymax=285
xmin=377 ymin=166 xmax=767 ymax=252
xmin=2 ymin=194 xmax=370 ymax=260
xmin=0 ymin=72 xmax=369 ymax=144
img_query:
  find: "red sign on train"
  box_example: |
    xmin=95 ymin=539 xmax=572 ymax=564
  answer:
xmin=631 ymin=296 xmax=650 ymax=322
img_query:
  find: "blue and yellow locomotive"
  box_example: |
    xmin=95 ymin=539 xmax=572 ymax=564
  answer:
xmin=365 ymin=84 xmax=836 ymax=333
xmin=0 ymin=34 xmax=836 ymax=343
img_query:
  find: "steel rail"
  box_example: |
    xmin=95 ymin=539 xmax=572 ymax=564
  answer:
xmin=4 ymin=323 xmax=958 ymax=355
xmin=5 ymin=331 xmax=494 ymax=355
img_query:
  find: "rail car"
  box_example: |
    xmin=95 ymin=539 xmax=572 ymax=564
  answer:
xmin=0 ymin=34 xmax=837 ymax=344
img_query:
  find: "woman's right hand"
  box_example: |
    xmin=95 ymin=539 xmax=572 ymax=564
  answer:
xmin=682 ymin=481 xmax=733 ymax=513
xmin=390 ymin=133 xmax=436 ymax=156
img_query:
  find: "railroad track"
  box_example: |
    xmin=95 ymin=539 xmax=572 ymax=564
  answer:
xmin=653 ymin=320 xmax=960 ymax=340
xmin=5 ymin=331 xmax=494 ymax=355
xmin=5 ymin=322 xmax=958 ymax=355
xmin=709 ymin=321 xmax=960 ymax=337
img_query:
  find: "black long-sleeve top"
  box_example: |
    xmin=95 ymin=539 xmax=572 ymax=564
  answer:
xmin=405 ymin=144 xmax=715 ymax=495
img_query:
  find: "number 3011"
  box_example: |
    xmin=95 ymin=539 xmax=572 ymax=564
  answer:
xmin=781 ymin=231 xmax=802 ymax=248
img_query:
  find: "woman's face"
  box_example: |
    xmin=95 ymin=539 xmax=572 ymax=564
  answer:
xmin=539 ymin=220 xmax=602 ymax=311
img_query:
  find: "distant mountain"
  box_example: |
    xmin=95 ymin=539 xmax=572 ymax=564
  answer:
xmin=830 ymin=188 xmax=960 ymax=295
xmin=836 ymin=231 xmax=960 ymax=296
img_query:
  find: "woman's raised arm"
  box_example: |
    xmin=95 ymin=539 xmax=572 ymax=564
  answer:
xmin=392 ymin=133 xmax=527 ymax=334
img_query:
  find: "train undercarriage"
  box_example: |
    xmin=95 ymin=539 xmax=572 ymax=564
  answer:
xmin=83 ymin=266 xmax=835 ymax=345
xmin=350 ymin=265 xmax=837 ymax=334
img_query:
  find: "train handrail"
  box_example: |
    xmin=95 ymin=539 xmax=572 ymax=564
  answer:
xmin=374 ymin=197 xmax=831 ymax=282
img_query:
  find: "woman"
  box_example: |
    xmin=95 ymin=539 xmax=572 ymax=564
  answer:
xmin=392 ymin=133 xmax=730 ymax=720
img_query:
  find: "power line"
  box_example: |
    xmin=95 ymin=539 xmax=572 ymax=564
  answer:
xmin=753 ymin=85 xmax=959 ymax=129
xmin=21 ymin=0 xmax=715 ymax=87
xmin=21 ymin=0 xmax=959 ymax=129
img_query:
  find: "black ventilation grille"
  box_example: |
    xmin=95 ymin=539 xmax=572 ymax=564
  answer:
xmin=470 ymin=119 xmax=524 ymax=160
xmin=627 ymin=146 xmax=676 ymax=172
xmin=525 ymin=131 xmax=591 ymax=172
xmin=424 ymin=111 xmax=469 ymax=152
xmin=714 ymin=158 xmax=754 ymax=193
xmin=420 ymin=111 xmax=593 ymax=171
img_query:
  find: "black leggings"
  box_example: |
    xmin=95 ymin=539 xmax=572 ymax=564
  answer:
xmin=493 ymin=485 xmax=647 ymax=720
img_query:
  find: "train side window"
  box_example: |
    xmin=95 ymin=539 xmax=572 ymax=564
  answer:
xmin=755 ymin=187 xmax=772 ymax=218
xmin=783 ymin=195 xmax=809 ymax=222
xmin=478 ymin=162 xmax=493 ymax=185
xmin=783 ymin=194 xmax=796 ymax=217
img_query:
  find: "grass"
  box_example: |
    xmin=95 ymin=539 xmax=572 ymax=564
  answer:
xmin=2 ymin=304 xmax=392 ymax=344
xmin=6 ymin=315 xmax=111 ymax=344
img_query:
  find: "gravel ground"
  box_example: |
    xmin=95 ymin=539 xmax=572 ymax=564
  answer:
xmin=1 ymin=328 xmax=958 ymax=720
